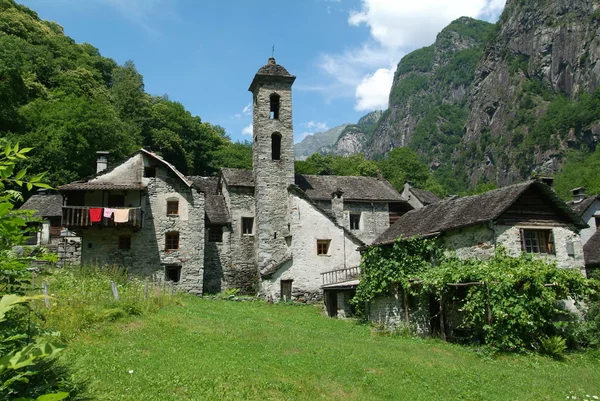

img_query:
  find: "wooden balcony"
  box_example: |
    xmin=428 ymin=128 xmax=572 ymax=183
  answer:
xmin=62 ymin=206 xmax=143 ymax=229
xmin=321 ymin=266 xmax=360 ymax=286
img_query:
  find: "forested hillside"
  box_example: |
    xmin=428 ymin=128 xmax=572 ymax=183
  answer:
xmin=0 ymin=0 xmax=248 ymax=188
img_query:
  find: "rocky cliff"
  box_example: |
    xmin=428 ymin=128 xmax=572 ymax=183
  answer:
xmin=358 ymin=0 xmax=600 ymax=192
xmin=366 ymin=18 xmax=494 ymax=173
xmin=461 ymin=0 xmax=600 ymax=186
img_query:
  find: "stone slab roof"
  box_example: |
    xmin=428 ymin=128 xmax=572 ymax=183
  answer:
xmin=20 ymin=192 xmax=62 ymax=217
xmin=188 ymin=176 xmax=218 ymax=194
xmin=296 ymin=174 xmax=405 ymax=202
xmin=373 ymin=180 xmax=587 ymax=246
xmin=219 ymin=168 xmax=405 ymax=202
xmin=58 ymin=148 xmax=191 ymax=191
xmin=568 ymin=196 xmax=598 ymax=216
xmin=410 ymin=187 xmax=440 ymax=205
xmin=188 ymin=176 xmax=230 ymax=224
xmin=584 ymin=231 xmax=600 ymax=266
xmin=220 ymin=168 xmax=255 ymax=188
xmin=58 ymin=182 xmax=146 ymax=191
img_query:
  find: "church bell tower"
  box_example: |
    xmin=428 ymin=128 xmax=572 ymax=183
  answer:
xmin=249 ymin=57 xmax=296 ymax=272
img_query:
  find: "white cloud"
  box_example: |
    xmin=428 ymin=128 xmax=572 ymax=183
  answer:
xmin=242 ymin=103 xmax=252 ymax=115
xmin=307 ymin=121 xmax=329 ymax=131
xmin=314 ymin=0 xmax=505 ymax=112
xmin=242 ymin=124 xmax=253 ymax=136
xmin=354 ymin=67 xmax=394 ymax=111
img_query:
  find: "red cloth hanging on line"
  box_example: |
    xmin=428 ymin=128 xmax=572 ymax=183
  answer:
xmin=89 ymin=208 xmax=103 ymax=223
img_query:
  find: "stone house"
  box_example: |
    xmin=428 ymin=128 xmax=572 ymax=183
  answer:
xmin=401 ymin=182 xmax=440 ymax=210
xmin=362 ymin=179 xmax=587 ymax=333
xmin=56 ymin=57 xmax=410 ymax=300
xmin=19 ymin=190 xmax=63 ymax=246
xmin=58 ymin=148 xmax=205 ymax=294
xmin=567 ymin=187 xmax=600 ymax=275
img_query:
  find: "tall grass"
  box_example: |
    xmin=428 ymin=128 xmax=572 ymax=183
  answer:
xmin=31 ymin=264 xmax=183 ymax=341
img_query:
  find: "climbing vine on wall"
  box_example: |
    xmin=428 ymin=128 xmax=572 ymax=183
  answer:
xmin=353 ymin=238 xmax=599 ymax=352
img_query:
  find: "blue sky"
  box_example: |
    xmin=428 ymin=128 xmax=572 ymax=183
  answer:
xmin=18 ymin=0 xmax=505 ymax=143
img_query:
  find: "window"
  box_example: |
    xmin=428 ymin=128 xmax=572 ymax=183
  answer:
xmin=144 ymin=166 xmax=156 ymax=178
xmin=595 ymin=216 xmax=600 ymax=231
xmin=521 ymin=229 xmax=554 ymax=254
xmin=108 ymin=194 xmax=125 ymax=208
xmin=165 ymin=232 xmax=179 ymax=251
xmin=209 ymin=226 xmax=223 ymax=243
xmin=271 ymin=133 xmax=281 ymax=160
xmin=242 ymin=217 xmax=254 ymax=235
xmin=167 ymin=199 xmax=179 ymax=216
xmin=350 ymin=214 xmax=360 ymax=230
xmin=165 ymin=265 xmax=181 ymax=283
xmin=118 ymin=235 xmax=131 ymax=250
xmin=269 ymin=93 xmax=280 ymax=119
xmin=317 ymin=239 xmax=331 ymax=255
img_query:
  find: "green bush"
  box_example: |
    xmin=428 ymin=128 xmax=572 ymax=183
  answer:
xmin=538 ymin=335 xmax=567 ymax=359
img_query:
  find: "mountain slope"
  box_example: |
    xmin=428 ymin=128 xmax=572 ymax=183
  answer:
xmin=460 ymin=0 xmax=600 ymax=186
xmin=365 ymin=17 xmax=494 ymax=191
xmin=294 ymin=124 xmax=349 ymax=160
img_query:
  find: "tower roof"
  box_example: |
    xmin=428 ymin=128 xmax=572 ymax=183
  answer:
xmin=249 ymin=57 xmax=296 ymax=92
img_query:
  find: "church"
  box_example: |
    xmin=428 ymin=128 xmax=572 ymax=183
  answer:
xmin=55 ymin=58 xmax=414 ymax=300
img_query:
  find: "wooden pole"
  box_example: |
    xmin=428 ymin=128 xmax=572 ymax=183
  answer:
xmin=144 ymin=279 xmax=149 ymax=300
xmin=439 ymin=291 xmax=446 ymax=342
xmin=403 ymin=286 xmax=410 ymax=326
xmin=485 ymin=282 xmax=493 ymax=327
xmin=111 ymin=281 xmax=120 ymax=301
xmin=42 ymin=281 xmax=50 ymax=309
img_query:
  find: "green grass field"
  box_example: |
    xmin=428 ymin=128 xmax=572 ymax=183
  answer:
xmin=61 ymin=296 xmax=600 ymax=401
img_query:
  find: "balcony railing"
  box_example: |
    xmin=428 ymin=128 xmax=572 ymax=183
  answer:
xmin=62 ymin=206 xmax=143 ymax=229
xmin=321 ymin=266 xmax=360 ymax=286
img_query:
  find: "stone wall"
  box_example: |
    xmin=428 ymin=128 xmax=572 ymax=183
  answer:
xmin=343 ymin=201 xmax=390 ymax=245
xmin=56 ymin=237 xmax=81 ymax=266
xmin=579 ymin=199 xmax=600 ymax=245
xmin=368 ymin=291 xmax=431 ymax=335
xmin=260 ymin=192 xmax=362 ymax=301
xmin=219 ymin=184 xmax=257 ymax=294
xmin=80 ymin=161 xmax=205 ymax=294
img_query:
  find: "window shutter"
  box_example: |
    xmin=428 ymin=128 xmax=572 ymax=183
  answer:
xmin=519 ymin=228 xmax=525 ymax=252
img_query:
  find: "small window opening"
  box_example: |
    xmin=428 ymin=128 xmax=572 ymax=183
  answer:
xmin=281 ymin=279 xmax=292 ymax=301
xmin=165 ymin=265 xmax=181 ymax=283
xmin=595 ymin=216 xmax=600 ymax=231
xmin=520 ymin=229 xmax=554 ymax=254
xmin=167 ymin=199 xmax=179 ymax=216
xmin=317 ymin=239 xmax=331 ymax=255
xmin=274 ymin=232 xmax=277 ymax=239
xmin=242 ymin=217 xmax=254 ymax=235
xmin=270 ymin=93 xmax=280 ymax=119
xmin=209 ymin=226 xmax=223 ymax=243
xmin=118 ymin=235 xmax=131 ymax=250
xmin=350 ymin=214 xmax=360 ymax=230
xmin=165 ymin=232 xmax=180 ymax=251
xmin=144 ymin=166 xmax=156 ymax=178
xmin=272 ymin=133 xmax=281 ymax=160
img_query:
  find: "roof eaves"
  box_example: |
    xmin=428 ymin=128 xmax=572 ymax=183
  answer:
xmin=141 ymin=148 xmax=192 ymax=188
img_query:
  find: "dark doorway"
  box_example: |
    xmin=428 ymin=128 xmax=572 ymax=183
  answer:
xmin=280 ymin=279 xmax=292 ymax=301
xmin=325 ymin=291 xmax=338 ymax=317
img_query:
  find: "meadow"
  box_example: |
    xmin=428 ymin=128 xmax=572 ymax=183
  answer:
xmin=47 ymin=291 xmax=600 ymax=401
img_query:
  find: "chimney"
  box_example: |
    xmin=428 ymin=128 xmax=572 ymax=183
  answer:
xmin=331 ymin=188 xmax=345 ymax=225
xmin=96 ymin=151 xmax=109 ymax=173
xmin=532 ymin=175 xmax=554 ymax=187
xmin=572 ymin=187 xmax=586 ymax=203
